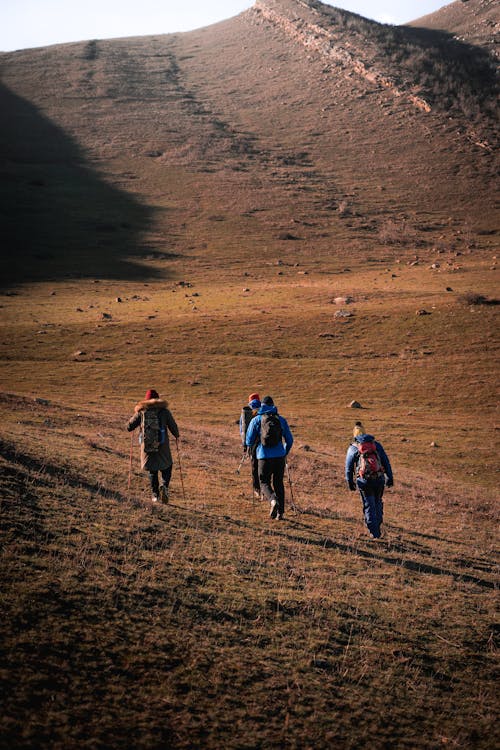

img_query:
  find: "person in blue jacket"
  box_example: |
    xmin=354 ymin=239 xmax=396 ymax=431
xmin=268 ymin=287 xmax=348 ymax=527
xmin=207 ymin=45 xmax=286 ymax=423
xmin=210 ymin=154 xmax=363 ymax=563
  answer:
xmin=345 ymin=422 xmax=393 ymax=539
xmin=245 ymin=395 xmax=294 ymax=520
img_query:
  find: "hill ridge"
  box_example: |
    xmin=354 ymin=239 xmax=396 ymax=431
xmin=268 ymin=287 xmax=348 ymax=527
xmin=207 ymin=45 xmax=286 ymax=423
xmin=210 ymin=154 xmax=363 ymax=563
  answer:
xmin=250 ymin=0 xmax=432 ymax=113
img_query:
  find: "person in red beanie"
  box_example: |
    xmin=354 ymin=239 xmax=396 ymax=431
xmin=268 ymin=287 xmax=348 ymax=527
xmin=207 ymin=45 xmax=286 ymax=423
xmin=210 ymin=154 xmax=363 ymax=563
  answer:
xmin=127 ymin=388 xmax=179 ymax=503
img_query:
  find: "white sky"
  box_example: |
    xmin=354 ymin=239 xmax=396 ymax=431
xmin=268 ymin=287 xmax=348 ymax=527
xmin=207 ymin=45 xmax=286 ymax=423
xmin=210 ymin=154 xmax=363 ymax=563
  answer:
xmin=1 ymin=1 xmax=453 ymax=53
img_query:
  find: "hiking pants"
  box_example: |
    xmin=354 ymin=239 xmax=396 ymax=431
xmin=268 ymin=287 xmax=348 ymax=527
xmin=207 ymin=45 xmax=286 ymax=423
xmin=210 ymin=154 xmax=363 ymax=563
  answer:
xmin=149 ymin=465 xmax=173 ymax=495
xmin=356 ymin=477 xmax=385 ymax=538
xmin=250 ymin=446 xmax=260 ymax=493
xmin=258 ymin=456 xmax=286 ymax=515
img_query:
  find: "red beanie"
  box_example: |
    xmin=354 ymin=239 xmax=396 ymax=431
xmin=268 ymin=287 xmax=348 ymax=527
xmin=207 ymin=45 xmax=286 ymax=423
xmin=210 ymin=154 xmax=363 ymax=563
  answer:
xmin=248 ymin=392 xmax=260 ymax=403
xmin=145 ymin=389 xmax=159 ymax=400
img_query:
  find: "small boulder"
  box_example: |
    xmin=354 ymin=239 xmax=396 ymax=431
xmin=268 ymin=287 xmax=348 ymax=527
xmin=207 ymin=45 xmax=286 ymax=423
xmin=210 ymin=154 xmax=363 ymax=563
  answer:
xmin=349 ymin=400 xmax=362 ymax=409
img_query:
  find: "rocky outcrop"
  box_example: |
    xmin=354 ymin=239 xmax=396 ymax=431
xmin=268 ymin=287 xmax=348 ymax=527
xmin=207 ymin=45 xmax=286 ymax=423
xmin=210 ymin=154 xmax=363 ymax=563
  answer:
xmin=249 ymin=0 xmax=432 ymax=112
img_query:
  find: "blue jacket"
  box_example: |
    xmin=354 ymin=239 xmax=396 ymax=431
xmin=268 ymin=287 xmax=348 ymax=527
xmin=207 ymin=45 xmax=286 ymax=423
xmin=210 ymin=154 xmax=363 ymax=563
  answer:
xmin=345 ymin=434 xmax=393 ymax=486
xmin=245 ymin=404 xmax=293 ymax=460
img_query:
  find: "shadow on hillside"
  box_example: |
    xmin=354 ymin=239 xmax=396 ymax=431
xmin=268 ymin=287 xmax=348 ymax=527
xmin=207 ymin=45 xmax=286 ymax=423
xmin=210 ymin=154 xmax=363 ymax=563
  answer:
xmin=324 ymin=5 xmax=498 ymax=127
xmin=0 ymin=84 xmax=169 ymax=287
xmin=383 ymin=24 xmax=498 ymax=126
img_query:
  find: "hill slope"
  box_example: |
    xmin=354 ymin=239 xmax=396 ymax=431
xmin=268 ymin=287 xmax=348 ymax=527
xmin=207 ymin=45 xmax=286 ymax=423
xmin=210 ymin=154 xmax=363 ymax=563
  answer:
xmin=412 ymin=0 xmax=499 ymax=56
xmin=0 ymin=0 xmax=498 ymax=283
xmin=0 ymin=393 xmax=498 ymax=749
xmin=0 ymin=5 xmax=499 ymax=746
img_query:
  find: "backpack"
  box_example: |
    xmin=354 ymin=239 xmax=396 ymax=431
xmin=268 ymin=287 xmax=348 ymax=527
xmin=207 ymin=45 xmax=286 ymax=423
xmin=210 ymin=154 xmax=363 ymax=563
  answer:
xmin=355 ymin=438 xmax=384 ymax=480
xmin=241 ymin=405 xmax=254 ymax=441
xmin=141 ymin=408 xmax=166 ymax=453
xmin=260 ymin=413 xmax=283 ymax=447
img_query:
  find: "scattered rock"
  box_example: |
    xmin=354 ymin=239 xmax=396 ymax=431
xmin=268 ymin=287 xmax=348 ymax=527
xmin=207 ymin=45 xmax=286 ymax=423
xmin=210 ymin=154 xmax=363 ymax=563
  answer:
xmin=349 ymin=400 xmax=362 ymax=409
xmin=335 ymin=310 xmax=353 ymax=319
xmin=430 ymin=263 xmax=440 ymax=270
xmin=416 ymin=309 xmax=431 ymax=316
xmin=430 ymin=441 xmax=438 ymax=448
xmin=319 ymin=332 xmax=335 ymax=338
xmin=116 ymin=297 xmax=122 ymax=303
xmin=446 ymin=287 xmax=453 ymax=292
xmin=334 ymin=296 xmax=353 ymax=305
xmin=72 ymin=350 xmax=85 ymax=357
xmin=34 ymin=397 xmax=50 ymax=405
xmin=243 ymin=288 xmax=250 ymax=292
xmin=76 ymin=308 xmax=84 ymax=312
xmin=300 ymin=444 xmax=312 ymax=452
xmin=101 ymin=312 xmax=112 ymax=320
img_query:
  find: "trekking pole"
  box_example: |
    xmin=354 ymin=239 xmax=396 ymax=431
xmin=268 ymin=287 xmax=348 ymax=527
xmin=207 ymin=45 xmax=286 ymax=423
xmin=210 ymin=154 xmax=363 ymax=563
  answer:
xmin=236 ymin=450 xmax=248 ymax=474
xmin=286 ymin=462 xmax=298 ymax=514
xmin=175 ymin=438 xmax=186 ymax=503
xmin=127 ymin=432 xmax=134 ymax=493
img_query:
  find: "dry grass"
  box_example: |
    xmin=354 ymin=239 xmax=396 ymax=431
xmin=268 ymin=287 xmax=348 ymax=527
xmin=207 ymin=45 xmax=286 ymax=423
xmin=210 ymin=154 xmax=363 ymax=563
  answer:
xmin=0 ymin=1 xmax=499 ymax=746
xmin=0 ymin=391 xmax=498 ymax=749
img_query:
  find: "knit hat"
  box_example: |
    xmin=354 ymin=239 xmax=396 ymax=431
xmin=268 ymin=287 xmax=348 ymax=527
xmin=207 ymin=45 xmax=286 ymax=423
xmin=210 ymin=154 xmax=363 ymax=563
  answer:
xmin=145 ymin=389 xmax=159 ymax=400
xmin=248 ymin=392 xmax=260 ymax=403
xmin=353 ymin=421 xmax=365 ymax=437
xmin=249 ymin=398 xmax=261 ymax=410
xmin=262 ymin=395 xmax=274 ymax=406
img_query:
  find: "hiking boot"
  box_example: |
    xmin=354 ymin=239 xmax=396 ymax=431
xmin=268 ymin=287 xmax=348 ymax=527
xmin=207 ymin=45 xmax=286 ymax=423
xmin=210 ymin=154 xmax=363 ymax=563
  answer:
xmin=276 ymin=513 xmax=284 ymax=521
xmin=159 ymin=485 xmax=169 ymax=504
xmin=151 ymin=494 xmax=159 ymax=503
xmin=253 ymin=490 xmax=261 ymax=500
xmin=270 ymin=497 xmax=278 ymax=519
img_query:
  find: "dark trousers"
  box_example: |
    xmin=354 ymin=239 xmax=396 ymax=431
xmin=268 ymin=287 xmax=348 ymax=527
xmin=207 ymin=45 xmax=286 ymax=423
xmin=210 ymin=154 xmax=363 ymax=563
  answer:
xmin=148 ymin=465 xmax=173 ymax=495
xmin=250 ymin=449 xmax=260 ymax=493
xmin=258 ymin=456 xmax=286 ymax=514
xmin=357 ymin=477 xmax=385 ymax=538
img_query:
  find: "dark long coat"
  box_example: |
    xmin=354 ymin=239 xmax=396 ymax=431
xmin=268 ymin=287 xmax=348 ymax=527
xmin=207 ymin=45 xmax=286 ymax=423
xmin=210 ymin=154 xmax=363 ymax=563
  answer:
xmin=127 ymin=398 xmax=179 ymax=471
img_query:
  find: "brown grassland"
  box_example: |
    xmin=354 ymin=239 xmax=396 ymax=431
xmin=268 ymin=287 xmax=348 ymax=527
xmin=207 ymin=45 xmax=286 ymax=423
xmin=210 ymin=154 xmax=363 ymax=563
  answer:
xmin=0 ymin=0 xmax=499 ymax=747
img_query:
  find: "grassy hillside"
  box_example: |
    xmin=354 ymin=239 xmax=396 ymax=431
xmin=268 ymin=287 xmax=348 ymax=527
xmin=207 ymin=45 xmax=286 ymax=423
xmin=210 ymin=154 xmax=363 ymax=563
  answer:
xmin=0 ymin=1 xmax=498 ymax=747
xmin=0 ymin=393 xmax=498 ymax=749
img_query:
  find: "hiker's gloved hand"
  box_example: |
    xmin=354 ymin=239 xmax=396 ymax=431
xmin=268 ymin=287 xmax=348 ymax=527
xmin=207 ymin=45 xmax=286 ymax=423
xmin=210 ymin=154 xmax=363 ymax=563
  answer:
xmin=385 ymin=478 xmax=393 ymax=488
xmin=348 ymin=481 xmax=356 ymax=492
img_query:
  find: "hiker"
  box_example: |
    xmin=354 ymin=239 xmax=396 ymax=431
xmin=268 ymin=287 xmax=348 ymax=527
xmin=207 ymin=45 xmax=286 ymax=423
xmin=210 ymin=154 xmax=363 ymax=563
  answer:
xmin=239 ymin=392 xmax=262 ymax=499
xmin=345 ymin=423 xmax=393 ymax=539
xmin=245 ymin=395 xmax=293 ymax=520
xmin=127 ymin=388 xmax=179 ymax=503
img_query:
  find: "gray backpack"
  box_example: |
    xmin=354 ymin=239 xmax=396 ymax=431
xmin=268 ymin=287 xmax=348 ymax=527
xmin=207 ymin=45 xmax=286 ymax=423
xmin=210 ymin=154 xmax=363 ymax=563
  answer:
xmin=141 ymin=409 xmax=165 ymax=453
xmin=260 ymin=413 xmax=282 ymax=447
